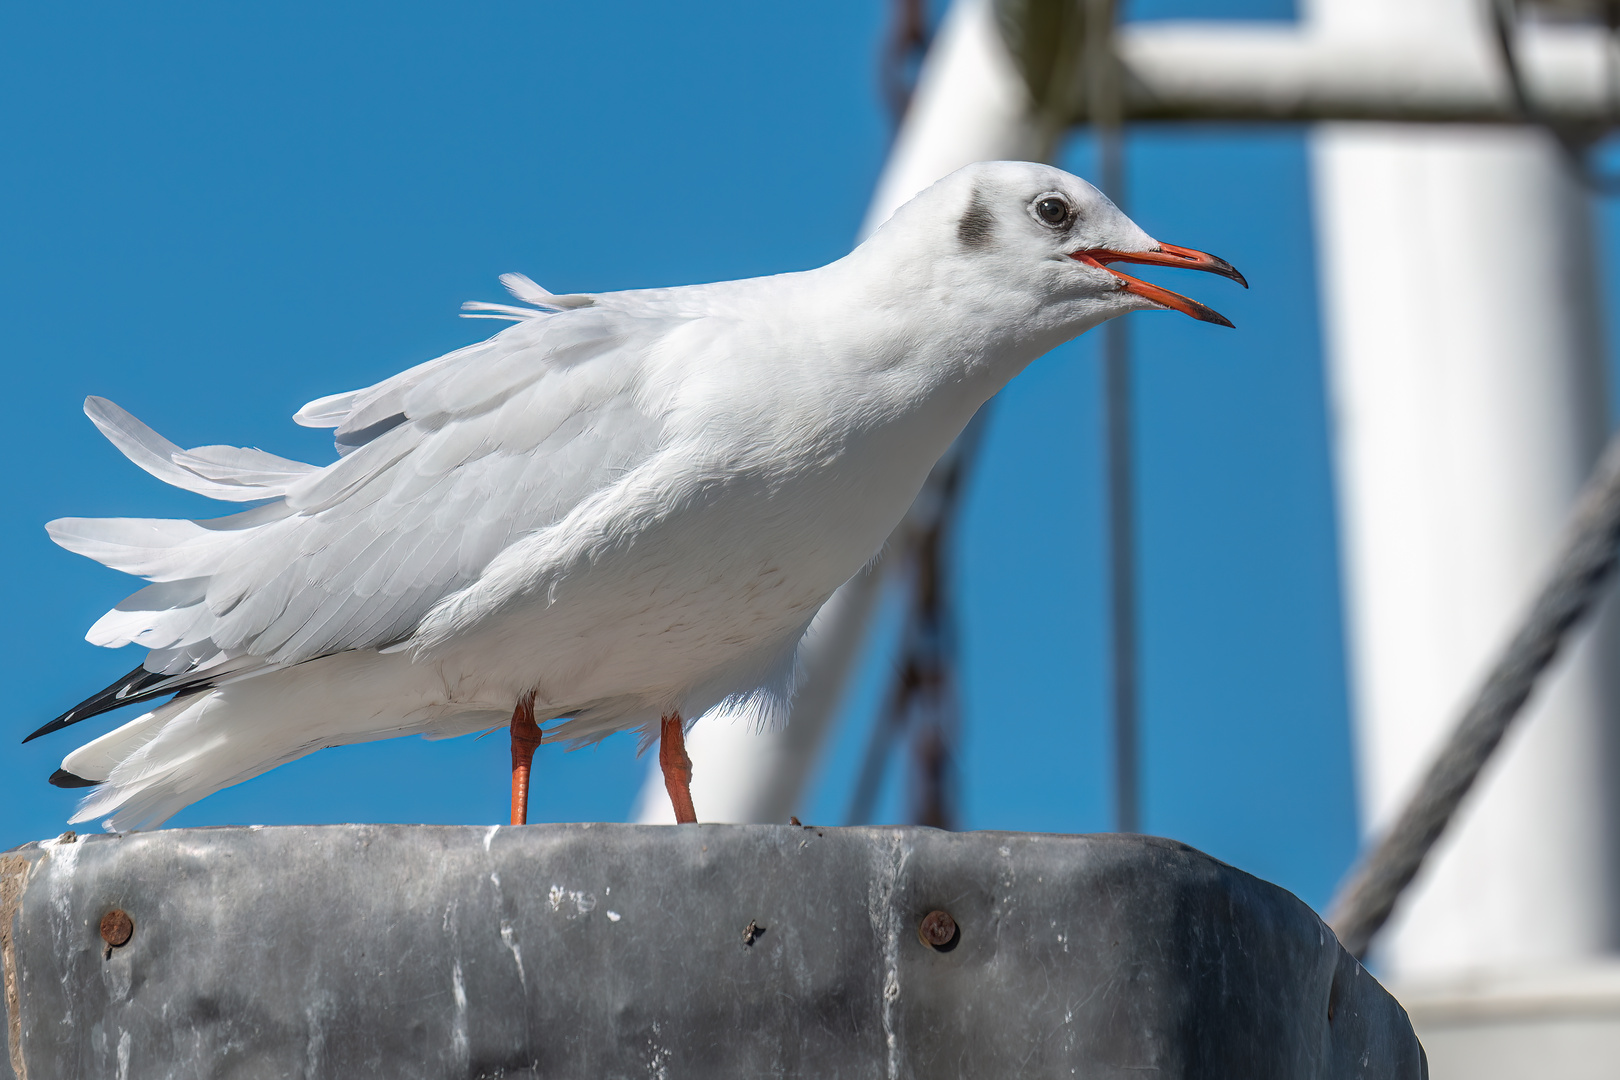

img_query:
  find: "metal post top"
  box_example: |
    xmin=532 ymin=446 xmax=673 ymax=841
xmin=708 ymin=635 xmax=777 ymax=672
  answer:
xmin=1 ymin=824 xmax=1424 ymax=1079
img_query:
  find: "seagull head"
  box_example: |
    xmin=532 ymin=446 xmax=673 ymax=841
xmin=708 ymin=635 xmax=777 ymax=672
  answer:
xmin=866 ymin=161 xmax=1246 ymax=344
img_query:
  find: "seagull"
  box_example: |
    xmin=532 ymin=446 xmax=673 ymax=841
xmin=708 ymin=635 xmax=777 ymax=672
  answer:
xmin=29 ymin=161 xmax=1244 ymax=831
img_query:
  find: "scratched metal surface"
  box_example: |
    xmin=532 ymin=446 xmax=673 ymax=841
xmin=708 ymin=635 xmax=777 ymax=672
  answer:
xmin=0 ymin=824 xmax=1425 ymax=1079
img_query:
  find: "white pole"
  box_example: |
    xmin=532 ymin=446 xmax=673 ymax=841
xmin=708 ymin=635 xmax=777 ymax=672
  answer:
xmin=859 ymin=0 xmax=1040 ymax=238
xmin=635 ymin=0 xmax=1039 ymax=824
xmin=1307 ymin=0 xmax=1619 ymax=978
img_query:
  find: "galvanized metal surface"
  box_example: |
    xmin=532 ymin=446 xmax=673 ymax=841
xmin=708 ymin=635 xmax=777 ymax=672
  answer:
xmin=0 ymin=825 xmax=1424 ymax=1079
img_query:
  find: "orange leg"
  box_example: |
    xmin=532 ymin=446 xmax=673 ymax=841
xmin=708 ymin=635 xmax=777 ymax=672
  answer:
xmin=509 ymin=693 xmax=542 ymax=826
xmin=659 ymin=713 xmax=697 ymax=824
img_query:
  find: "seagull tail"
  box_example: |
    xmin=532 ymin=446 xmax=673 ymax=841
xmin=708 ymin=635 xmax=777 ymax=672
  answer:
xmin=53 ymin=651 xmax=507 ymax=832
xmin=57 ymin=681 xmax=346 ymax=832
xmin=57 ymin=691 xmax=244 ymax=832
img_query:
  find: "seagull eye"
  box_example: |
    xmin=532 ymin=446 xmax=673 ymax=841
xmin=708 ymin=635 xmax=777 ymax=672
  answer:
xmin=1034 ymin=196 xmax=1071 ymax=227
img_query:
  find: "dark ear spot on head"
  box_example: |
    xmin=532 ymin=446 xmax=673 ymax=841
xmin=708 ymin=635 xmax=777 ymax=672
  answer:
xmin=957 ymin=189 xmax=994 ymax=249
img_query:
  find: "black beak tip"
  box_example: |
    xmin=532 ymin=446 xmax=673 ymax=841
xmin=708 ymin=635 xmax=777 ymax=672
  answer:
xmin=1210 ymin=256 xmax=1248 ymax=290
xmin=1185 ymin=297 xmax=1236 ymax=329
xmin=23 ymin=717 xmax=67 ymax=744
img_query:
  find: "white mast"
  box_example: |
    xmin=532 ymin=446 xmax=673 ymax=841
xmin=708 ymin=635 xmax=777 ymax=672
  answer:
xmin=1307 ymin=0 xmax=1619 ymax=979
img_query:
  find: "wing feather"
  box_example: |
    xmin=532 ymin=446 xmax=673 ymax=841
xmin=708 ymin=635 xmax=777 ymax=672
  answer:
xmin=85 ymin=397 xmax=315 ymax=500
xmin=48 ymin=286 xmax=691 ymax=736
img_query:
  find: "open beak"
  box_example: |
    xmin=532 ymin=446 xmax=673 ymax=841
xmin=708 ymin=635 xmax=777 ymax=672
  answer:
xmin=1070 ymin=242 xmax=1247 ymax=329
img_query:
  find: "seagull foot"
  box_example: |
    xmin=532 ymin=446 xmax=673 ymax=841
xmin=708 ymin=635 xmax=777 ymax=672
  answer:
xmin=509 ymin=693 xmax=542 ymax=825
xmin=659 ymin=713 xmax=697 ymax=824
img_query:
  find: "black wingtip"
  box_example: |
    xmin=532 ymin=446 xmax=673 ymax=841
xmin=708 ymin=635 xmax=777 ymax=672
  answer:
xmin=49 ymin=768 xmax=101 ymax=789
xmin=23 ymin=716 xmax=74 ymax=744
xmin=26 ymin=662 xmax=195 ymax=744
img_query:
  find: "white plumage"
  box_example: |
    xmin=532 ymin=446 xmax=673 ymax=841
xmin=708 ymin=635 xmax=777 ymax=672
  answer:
xmin=36 ymin=161 xmax=1242 ymax=830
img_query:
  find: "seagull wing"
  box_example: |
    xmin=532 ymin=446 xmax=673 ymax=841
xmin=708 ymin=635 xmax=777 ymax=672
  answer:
xmin=41 ymin=302 xmax=683 ymax=733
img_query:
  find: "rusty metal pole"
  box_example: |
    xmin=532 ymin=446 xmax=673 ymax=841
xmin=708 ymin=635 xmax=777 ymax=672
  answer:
xmin=1084 ymin=0 xmax=1139 ymax=835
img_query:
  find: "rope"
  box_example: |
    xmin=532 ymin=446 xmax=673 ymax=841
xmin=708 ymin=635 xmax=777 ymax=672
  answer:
xmin=1488 ymin=0 xmax=1620 ymax=194
xmin=882 ymin=0 xmax=932 ymax=128
xmin=1328 ymin=427 xmax=1620 ymax=959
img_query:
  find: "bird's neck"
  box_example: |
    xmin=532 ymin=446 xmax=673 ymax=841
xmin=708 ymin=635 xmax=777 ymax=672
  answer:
xmin=808 ymin=248 xmax=1104 ymax=409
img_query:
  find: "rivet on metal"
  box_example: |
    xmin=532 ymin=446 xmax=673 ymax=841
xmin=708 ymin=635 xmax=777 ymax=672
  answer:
xmin=918 ymin=909 xmax=957 ymax=949
xmin=100 ymin=909 xmax=134 ymax=949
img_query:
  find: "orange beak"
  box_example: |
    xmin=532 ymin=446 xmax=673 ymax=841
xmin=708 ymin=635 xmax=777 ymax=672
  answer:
xmin=1070 ymin=241 xmax=1247 ymax=328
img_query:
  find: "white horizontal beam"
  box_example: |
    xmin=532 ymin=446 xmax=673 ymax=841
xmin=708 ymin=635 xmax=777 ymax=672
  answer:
xmin=1118 ymin=22 xmax=1618 ymax=125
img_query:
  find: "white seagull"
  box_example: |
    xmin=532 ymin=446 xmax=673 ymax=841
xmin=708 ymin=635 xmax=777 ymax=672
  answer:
xmin=30 ymin=161 xmax=1244 ymax=831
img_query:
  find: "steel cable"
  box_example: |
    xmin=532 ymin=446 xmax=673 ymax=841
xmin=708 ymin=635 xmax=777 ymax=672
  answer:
xmin=1328 ymin=427 xmax=1620 ymax=958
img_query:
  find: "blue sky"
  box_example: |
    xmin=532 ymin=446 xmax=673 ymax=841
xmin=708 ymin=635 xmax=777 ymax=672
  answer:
xmin=7 ymin=0 xmax=1587 ymax=917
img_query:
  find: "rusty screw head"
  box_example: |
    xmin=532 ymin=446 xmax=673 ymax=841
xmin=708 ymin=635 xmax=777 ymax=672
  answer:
xmin=99 ymin=909 xmax=133 ymax=949
xmin=918 ymin=909 xmax=957 ymax=949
